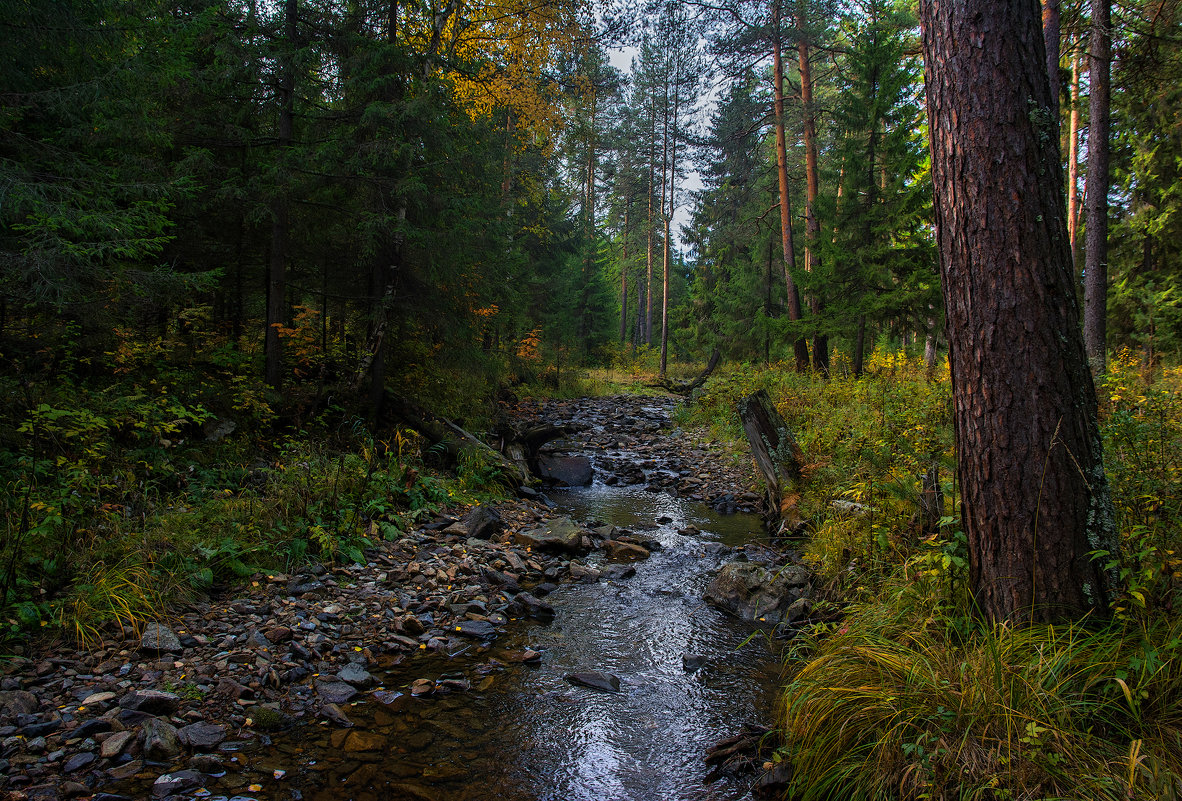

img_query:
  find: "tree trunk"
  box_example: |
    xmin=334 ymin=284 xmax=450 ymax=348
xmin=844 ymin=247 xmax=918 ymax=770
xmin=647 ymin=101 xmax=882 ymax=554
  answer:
xmin=772 ymin=2 xmax=809 ymax=372
xmin=1084 ymin=0 xmax=1111 ymax=374
xmin=661 ymin=214 xmax=670 ymax=376
xmin=796 ymin=4 xmax=828 ymax=376
xmin=264 ymin=0 xmax=297 ymax=389
xmin=852 ymin=315 xmax=866 ymax=378
xmin=924 ymin=313 xmax=938 ymax=372
xmin=620 ymin=205 xmax=629 ymax=344
xmin=1066 ymin=46 xmax=1081 ymax=265
xmin=579 ymin=89 xmax=599 ymax=349
xmin=659 ymin=70 xmax=671 ymax=375
xmin=1043 ymin=0 xmax=1060 ymax=113
xmin=646 ymin=88 xmax=656 ymax=346
xmin=919 ymin=0 xmax=1119 ymax=623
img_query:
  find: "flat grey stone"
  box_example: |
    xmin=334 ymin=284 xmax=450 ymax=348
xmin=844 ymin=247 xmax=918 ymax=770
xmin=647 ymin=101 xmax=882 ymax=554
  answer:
xmin=139 ymin=623 xmax=183 ymax=655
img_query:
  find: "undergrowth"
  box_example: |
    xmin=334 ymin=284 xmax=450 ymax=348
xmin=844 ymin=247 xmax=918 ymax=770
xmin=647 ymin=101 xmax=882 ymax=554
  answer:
xmin=684 ymin=347 xmax=1182 ymax=799
xmin=0 ymin=332 xmax=518 ymax=648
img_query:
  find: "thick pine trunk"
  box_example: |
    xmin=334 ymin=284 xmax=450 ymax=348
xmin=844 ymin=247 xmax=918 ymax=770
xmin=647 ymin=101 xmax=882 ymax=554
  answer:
xmin=771 ymin=3 xmax=809 ymax=372
xmin=1084 ymin=0 xmax=1111 ymax=374
xmin=919 ymin=0 xmax=1119 ymax=623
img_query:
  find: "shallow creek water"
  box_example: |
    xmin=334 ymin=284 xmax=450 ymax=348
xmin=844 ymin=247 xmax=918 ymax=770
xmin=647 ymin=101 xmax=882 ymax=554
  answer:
xmin=224 ymin=483 xmax=784 ymax=801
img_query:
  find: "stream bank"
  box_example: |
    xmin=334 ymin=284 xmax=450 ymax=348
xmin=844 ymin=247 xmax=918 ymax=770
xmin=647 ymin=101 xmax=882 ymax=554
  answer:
xmin=0 ymin=395 xmax=802 ymax=801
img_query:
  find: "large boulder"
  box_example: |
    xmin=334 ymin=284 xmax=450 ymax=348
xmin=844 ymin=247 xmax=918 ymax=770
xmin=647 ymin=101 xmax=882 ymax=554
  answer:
xmin=462 ymin=505 xmax=504 ymax=540
xmin=514 ymin=516 xmax=586 ymax=553
xmin=704 ymin=562 xmax=812 ymax=624
xmin=535 ymin=455 xmax=593 ymax=486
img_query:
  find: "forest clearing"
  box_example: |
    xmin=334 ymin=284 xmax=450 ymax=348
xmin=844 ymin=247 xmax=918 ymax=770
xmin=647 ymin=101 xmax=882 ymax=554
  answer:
xmin=4 ymin=0 xmax=1182 ymax=798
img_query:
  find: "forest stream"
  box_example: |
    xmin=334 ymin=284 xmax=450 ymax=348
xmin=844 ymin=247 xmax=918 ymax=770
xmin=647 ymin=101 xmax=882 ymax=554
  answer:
xmin=3 ymin=396 xmax=795 ymax=801
xmin=253 ymin=479 xmax=783 ymax=801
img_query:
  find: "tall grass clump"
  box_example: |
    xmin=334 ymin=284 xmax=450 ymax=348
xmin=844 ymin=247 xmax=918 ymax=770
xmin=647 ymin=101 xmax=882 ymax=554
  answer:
xmin=779 ymin=574 xmax=1182 ymax=800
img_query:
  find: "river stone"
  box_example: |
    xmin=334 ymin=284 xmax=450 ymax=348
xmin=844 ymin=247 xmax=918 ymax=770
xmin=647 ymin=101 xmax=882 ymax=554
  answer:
xmin=568 ymin=561 xmax=600 ymax=582
xmin=63 ymin=751 xmax=96 ymax=773
xmin=601 ymin=564 xmax=636 ymax=581
xmin=0 ymin=690 xmax=38 ymax=718
xmin=514 ymin=516 xmax=585 ymax=553
xmin=704 ymin=562 xmax=812 ymax=624
xmin=371 ymin=691 xmax=408 ymax=712
xmin=187 ymin=753 xmax=224 ymax=773
xmin=60 ymin=781 xmax=91 ymax=798
xmin=139 ymin=623 xmax=183 ymax=655
xmin=287 ymin=576 xmax=324 ymax=597
xmin=343 ymin=730 xmax=386 ymax=752
xmin=81 ymin=691 xmax=117 ymax=707
xmin=535 ymin=455 xmax=593 ymax=486
xmin=682 ymin=654 xmax=707 ymax=672
xmin=604 ymin=540 xmax=650 ymax=561
xmin=462 ymin=505 xmax=504 ymax=540
xmin=511 ymin=591 xmax=555 ymax=620
xmin=178 ymin=722 xmax=226 ymax=750
xmin=335 ymin=663 xmax=376 ymax=689
xmin=100 ymin=729 xmax=135 ymax=758
xmin=315 ymin=679 xmax=358 ymax=705
xmin=454 ymin=620 xmax=496 ymax=640
xmin=107 ymin=759 xmax=144 ymax=780
xmin=783 ymin=596 xmax=812 ymax=623
xmin=74 ymin=718 xmax=113 ymax=739
xmin=140 ymin=717 xmax=183 ymax=761
xmin=151 ymin=769 xmax=204 ymax=797
xmin=318 ymin=703 xmax=354 ymax=727
xmin=753 ymin=760 xmax=795 ymax=798
xmin=119 ymin=689 xmax=180 ymax=715
xmin=410 ymin=679 xmax=435 ymax=697
xmin=565 ymin=672 xmax=621 ymax=692
xmin=21 ymin=718 xmax=60 ymax=737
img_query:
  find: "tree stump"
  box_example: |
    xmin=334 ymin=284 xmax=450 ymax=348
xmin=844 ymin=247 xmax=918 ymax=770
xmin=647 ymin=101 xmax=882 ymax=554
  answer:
xmin=738 ymin=389 xmax=805 ymax=535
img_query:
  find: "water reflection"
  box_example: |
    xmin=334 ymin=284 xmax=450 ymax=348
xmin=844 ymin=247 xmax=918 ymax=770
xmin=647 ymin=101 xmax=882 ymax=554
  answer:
xmin=247 ymin=486 xmax=781 ymax=801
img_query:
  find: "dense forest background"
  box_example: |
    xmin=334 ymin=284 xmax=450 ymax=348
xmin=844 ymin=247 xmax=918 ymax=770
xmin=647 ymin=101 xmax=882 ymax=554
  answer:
xmin=6 ymin=0 xmax=1181 ymax=415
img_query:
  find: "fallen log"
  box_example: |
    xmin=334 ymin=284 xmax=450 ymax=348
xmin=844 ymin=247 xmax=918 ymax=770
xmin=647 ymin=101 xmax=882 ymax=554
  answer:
xmin=385 ymin=395 xmax=529 ymax=487
xmin=649 ymin=349 xmax=721 ymax=394
xmin=738 ymin=389 xmax=806 ymax=536
xmin=493 ymin=420 xmax=574 ymax=482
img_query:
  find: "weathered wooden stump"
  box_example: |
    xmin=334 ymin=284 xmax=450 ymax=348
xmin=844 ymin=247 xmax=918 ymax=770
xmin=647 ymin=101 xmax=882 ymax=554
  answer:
xmin=738 ymin=389 xmax=805 ymax=535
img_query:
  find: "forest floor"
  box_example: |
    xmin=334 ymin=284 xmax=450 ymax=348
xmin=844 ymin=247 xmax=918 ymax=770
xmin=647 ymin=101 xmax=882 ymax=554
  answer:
xmin=0 ymin=393 xmax=769 ymax=801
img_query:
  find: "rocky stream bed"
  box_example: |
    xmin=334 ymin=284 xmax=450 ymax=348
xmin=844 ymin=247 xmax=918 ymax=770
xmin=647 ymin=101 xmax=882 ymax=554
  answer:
xmin=0 ymin=395 xmax=811 ymax=801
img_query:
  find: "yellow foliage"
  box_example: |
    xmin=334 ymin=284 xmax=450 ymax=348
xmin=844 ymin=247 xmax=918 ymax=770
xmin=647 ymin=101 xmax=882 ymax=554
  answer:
xmin=400 ymin=0 xmax=589 ymax=138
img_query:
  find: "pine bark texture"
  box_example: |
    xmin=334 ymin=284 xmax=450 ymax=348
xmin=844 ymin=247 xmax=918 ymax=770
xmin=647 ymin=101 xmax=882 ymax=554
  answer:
xmin=1084 ymin=0 xmax=1111 ymax=373
xmin=919 ymin=0 xmax=1119 ymax=623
